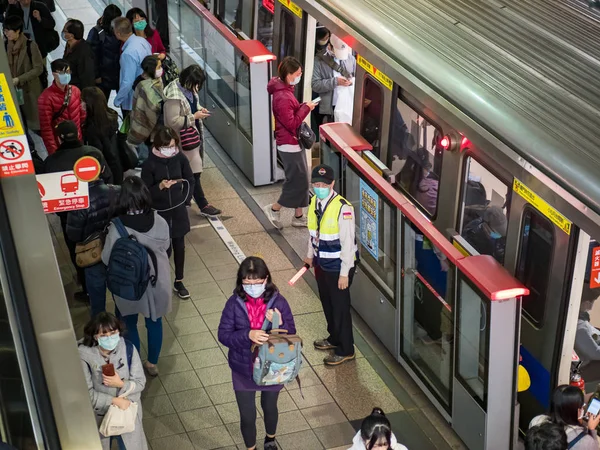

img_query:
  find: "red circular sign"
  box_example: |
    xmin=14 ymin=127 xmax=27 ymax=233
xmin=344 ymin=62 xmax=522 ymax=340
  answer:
xmin=74 ymin=156 xmax=101 ymax=182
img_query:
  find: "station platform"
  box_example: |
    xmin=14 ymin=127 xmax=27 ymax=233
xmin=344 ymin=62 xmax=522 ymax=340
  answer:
xmin=41 ymin=0 xmax=465 ymax=448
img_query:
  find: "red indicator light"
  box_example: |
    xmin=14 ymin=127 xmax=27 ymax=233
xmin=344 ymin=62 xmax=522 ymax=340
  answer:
xmin=491 ymin=288 xmax=530 ymax=301
xmin=461 ymin=136 xmax=470 ymax=148
xmin=440 ymin=136 xmax=451 ymax=150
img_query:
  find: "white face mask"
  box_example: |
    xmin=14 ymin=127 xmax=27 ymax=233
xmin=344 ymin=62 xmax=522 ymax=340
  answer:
xmin=159 ymin=146 xmax=177 ymax=157
xmin=289 ymin=75 xmax=301 ymax=86
xmin=155 ymin=67 xmax=164 ymax=78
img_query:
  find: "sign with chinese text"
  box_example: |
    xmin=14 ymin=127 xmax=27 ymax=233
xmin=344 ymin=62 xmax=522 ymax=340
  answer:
xmin=0 ymin=74 xmax=25 ymax=138
xmin=0 ymin=135 xmax=34 ymax=177
xmin=590 ymin=245 xmax=600 ymax=289
xmin=357 ymin=55 xmax=393 ymax=90
xmin=359 ymin=179 xmax=378 ymax=259
xmin=36 ymin=171 xmax=89 ymax=214
xmin=513 ymin=178 xmax=571 ymax=235
xmin=278 ymin=0 xmax=302 ymax=18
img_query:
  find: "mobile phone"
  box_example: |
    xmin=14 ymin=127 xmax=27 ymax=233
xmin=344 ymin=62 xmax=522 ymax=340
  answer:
xmin=588 ymin=398 xmax=600 ymax=416
xmin=313 ymin=97 xmax=321 ymax=104
xmin=102 ymin=363 xmax=115 ymax=377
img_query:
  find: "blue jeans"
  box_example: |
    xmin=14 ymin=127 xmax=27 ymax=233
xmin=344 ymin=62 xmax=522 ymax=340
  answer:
xmin=85 ymin=263 xmax=107 ymax=318
xmin=121 ymin=314 xmax=163 ymax=364
xmin=110 ymin=435 xmax=126 ymax=450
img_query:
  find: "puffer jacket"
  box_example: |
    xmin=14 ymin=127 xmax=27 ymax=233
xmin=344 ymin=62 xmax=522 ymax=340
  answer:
xmin=86 ymin=25 xmax=121 ymax=91
xmin=38 ymin=83 xmax=85 ymax=155
xmin=218 ymin=291 xmax=295 ymax=380
xmin=140 ymin=150 xmax=194 ymax=238
xmin=266 ymin=77 xmax=310 ymax=147
xmin=66 ymin=180 xmax=120 ymax=243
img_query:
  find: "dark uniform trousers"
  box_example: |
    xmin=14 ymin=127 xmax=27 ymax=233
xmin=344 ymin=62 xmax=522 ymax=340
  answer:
xmin=315 ymin=265 xmax=356 ymax=356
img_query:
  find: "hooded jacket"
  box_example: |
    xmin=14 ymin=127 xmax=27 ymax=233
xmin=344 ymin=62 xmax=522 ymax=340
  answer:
xmin=101 ymin=211 xmax=171 ymax=321
xmin=348 ymin=431 xmax=408 ymax=450
xmin=218 ymin=291 xmax=296 ymax=380
xmin=267 ymin=77 xmax=310 ymax=147
xmin=78 ymin=337 xmax=148 ymax=450
xmin=140 ymin=150 xmax=194 ymax=238
xmin=38 ymin=83 xmax=85 ymax=155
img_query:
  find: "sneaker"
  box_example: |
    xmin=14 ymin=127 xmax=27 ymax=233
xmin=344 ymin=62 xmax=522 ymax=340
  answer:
xmin=313 ymin=338 xmax=336 ymax=350
xmin=200 ymin=204 xmax=221 ymax=217
xmin=143 ymin=361 xmax=159 ymax=377
xmin=173 ymin=281 xmax=190 ymax=299
xmin=291 ymin=215 xmax=307 ymax=227
xmin=264 ymin=441 xmax=278 ymax=450
xmin=324 ymin=353 xmax=356 ymax=366
xmin=263 ymin=204 xmax=283 ymax=229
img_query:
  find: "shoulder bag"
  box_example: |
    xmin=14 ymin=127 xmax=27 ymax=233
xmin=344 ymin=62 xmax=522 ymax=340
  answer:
xmin=179 ymin=116 xmax=201 ymax=151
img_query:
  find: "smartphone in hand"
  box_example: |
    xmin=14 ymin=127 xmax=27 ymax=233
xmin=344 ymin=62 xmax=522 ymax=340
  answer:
xmin=102 ymin=363 xmax=115 ymax=377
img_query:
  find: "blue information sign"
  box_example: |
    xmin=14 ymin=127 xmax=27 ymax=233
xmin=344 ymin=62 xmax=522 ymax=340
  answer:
xmin=359 ymin=179 xmax=378 ymax=259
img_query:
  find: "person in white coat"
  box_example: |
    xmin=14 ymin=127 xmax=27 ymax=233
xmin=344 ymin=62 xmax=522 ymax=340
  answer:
xmin=348 ymin=408 xmax=408 ymax=450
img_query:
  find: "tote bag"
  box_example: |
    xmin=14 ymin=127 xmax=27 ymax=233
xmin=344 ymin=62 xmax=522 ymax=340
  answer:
xmin=99 ymin=382 xmax=138 ymax=437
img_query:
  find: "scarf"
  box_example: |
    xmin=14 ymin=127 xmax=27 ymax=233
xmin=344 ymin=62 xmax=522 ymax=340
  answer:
xmin=7 ymin=34 xmax=26 ymax=76
xmin=178 ymin=82 xmax=195 ymax=103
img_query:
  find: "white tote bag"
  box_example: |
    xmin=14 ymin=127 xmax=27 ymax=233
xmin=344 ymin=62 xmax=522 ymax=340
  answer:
xmin=99 ymin=383 xmax=138 ymax=437
xmin=334 ymin=82 xmax=355 ymax=124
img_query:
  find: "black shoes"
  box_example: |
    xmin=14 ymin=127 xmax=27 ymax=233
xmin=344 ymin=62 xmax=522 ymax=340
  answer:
xmin=173 ymin=281 xmax=190 ymax=299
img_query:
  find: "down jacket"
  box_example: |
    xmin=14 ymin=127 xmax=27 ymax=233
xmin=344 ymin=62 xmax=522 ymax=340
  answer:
xmin=66 ymin=180 xmax=119 ymax=243
xmin=38 ymin=83 xmax=85 ymax=155
xmin=140 ymin=150 xmax=194 ymax=238
xmin=267 ymin=77 xmax=310 ymax=147
xmin=86 ymin=25 xmax=121 ymax=92
xmin=218 ymin=291 xmax=295 ymax=380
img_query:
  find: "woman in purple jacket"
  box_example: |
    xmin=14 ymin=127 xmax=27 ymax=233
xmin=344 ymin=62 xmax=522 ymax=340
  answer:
xmin=218 ymin=257 xmax=296 ymax=450
xmin=264 ymin=56 xmax=318 ymax=230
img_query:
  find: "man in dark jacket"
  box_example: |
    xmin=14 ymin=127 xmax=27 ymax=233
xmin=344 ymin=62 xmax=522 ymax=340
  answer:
xmin=5 ymin=0 xmax=58 ymax=58
xmin=62 ymin=19 xmax=96 ymax=89
xmin=66 ymin=177 xmax=119 ymax=317
xmin=44 ymin=121 xmax=112 ymax=303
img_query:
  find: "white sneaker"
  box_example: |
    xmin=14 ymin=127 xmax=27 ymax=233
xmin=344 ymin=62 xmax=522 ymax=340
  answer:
xmin=263 ymin=204 xmax=283 ymax=229
xmin=291 ymin=215 xmax=307 ymax=227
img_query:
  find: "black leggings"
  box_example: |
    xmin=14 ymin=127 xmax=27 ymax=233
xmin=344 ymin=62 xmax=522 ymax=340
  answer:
xmin=167 ymin=236 xmax=185 ymax=281
xmin=235 ymin=390 xmax=280 ymax=448
xmin=193 ymin=172 xmax=208 ymax=209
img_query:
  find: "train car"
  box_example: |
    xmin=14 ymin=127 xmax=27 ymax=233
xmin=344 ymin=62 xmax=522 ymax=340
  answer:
xmin=179 ymin=0 xmax=600 ymax=439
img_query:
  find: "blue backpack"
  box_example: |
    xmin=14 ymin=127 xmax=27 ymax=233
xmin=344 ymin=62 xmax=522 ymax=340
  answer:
xmin=252 ymin=297 xmax=303 ymax=387
xmin=106 ymin=218 xmax=158 ymax=301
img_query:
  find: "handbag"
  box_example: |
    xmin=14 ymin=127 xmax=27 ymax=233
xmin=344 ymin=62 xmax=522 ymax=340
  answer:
xmin=297 ymin=122 xmax=316 ymax=150
xmin=98 ymin=382 xmax=138 ymax=437
xmin=179 ymin=116 xmax=201 ymax=151
xmin=75 ymin=230 xmax=105 ymax=268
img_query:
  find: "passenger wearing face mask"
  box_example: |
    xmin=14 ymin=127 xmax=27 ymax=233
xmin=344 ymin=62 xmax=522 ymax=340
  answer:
xmin=348 ymin=408 xmax=408 ymax=450
xmin=218 ymin=256 xmax=296 ymax=450
xmin=264 ymin=56 xmax=318 ymax=229
xmin=78 ymin=312 xmax=148 ymax=450
xmin=62 ymin=19 xmax=96 ymax=90
xmin=141 ymin=127 xmax=194 ymax=301
xmin=38 ymin=59 xmax=86 ymax=155
xmin=305 ymin=164 xmax=359 ymax=366
xmin=311 ymin=33 xmax=356 ymax=125
xmin=164 ymin=64 xmax=222 ymax=218
xmin=575 ymin=286 xmax=600 ymax=381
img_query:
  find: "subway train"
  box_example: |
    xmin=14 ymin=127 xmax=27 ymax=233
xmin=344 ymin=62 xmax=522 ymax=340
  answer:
xmin=176 ymin=0 xmax=600 ymax=439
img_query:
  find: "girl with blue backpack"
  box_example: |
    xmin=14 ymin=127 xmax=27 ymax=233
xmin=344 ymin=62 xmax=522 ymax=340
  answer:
xmin=218 ymin=257 xmax=296 ymax=450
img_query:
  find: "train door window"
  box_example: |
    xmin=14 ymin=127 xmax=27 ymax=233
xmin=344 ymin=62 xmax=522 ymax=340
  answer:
xmin=361 ymin=77 xmax=383 ymax=159
xmin=257 ymin=0 xmax=274 ymax=51
xmin=278 ymin=10 xmax=295 ymax=63
xmin=459 ymin=157 xmax=510 ymax=265
xmin=516 ymin=209 xmax=554 ymax=326
xmin=222 ymin=0 xmax=253 ymax=37
xmin=389 ymin=93 xmax=441 ymax=216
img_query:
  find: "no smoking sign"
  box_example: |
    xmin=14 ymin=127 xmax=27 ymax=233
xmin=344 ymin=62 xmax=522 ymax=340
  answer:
xmin=0 ymin=136 xmax=34 ymax=177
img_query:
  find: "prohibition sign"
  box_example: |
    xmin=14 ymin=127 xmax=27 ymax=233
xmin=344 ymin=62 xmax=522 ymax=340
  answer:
xmin=73 ymin=156 xmax=101 ymax=182
xmin=0 ymin=139 xmax=25 ymax=160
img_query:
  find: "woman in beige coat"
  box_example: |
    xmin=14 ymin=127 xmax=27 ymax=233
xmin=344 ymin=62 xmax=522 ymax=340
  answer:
xmin=163 ymin=65 xmax=221 ymax=217
xmin=4 ymin=15 xmax=43 ymax=131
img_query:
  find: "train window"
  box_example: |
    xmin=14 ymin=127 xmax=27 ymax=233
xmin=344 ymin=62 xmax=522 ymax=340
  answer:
xmin=389 ymin=94 xmax=442 ymax=216
xmin=516 ymin=209 xmax=554 ymax=326
xmin=257 ymin=1 xmax=274 ymax=52
xmin=278 ymin=10 xmax=295 ymax=63
xmin=361 ymin=77 xmax=383 ymax=159
xmin=459 ymin=157 xmax=510 ymax=265
xmin=223 ymin=0 xmax=253 ymax=37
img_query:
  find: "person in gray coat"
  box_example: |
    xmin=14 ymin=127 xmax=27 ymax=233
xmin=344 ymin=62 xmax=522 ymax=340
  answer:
xmin=78 ymin=312 xmax=148 ymax=450
xmin=311 ymin=33 xmax=356 ymax=125
xmin=102 ymin=176 xmax=171 ymax=377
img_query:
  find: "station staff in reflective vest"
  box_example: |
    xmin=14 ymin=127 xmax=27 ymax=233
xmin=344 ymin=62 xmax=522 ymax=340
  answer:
xmin=305 ymin=164 xmax=358 ymax=366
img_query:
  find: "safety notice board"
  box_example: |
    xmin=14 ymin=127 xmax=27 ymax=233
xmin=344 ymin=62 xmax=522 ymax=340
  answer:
xmin=36 ymin=171 xmax=89 ymax=214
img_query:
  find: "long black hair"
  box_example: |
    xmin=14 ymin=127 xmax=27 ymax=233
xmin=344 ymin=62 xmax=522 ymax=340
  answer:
xmin=549 ymin=385 xmax=584 ymax=428
xmin=360 ymin=408 xmax=393 ymax=450
xmin=119 ymin=175 xmax=152 ymax=214
xmin=234 ymin=256 xmax=277 ymax=302
xmin=81 ymin=312 xmax=124 ymax=347
xmin=126 ymin=7 xmax=154 ymax=37
xmin=100 ymin=4 xmax=122 ymax=33
xmin=81 ymin=86 xmax=118 ymax=134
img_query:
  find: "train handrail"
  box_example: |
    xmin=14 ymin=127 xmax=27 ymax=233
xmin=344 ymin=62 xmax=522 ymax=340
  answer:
xmin=320 ymin=122 xmax=529 ymax=301
xmin=182 ymin=0 xmax=276 ymax=63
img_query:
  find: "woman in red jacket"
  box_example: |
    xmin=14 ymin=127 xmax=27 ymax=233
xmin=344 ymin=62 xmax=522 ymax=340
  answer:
xmin=264 ymin=56 xmax=317 ymax=230
xmin=126 ymin=7 xmax=165 ymax=58
xmin=37 ymin=58 xmax=85 ymax=155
